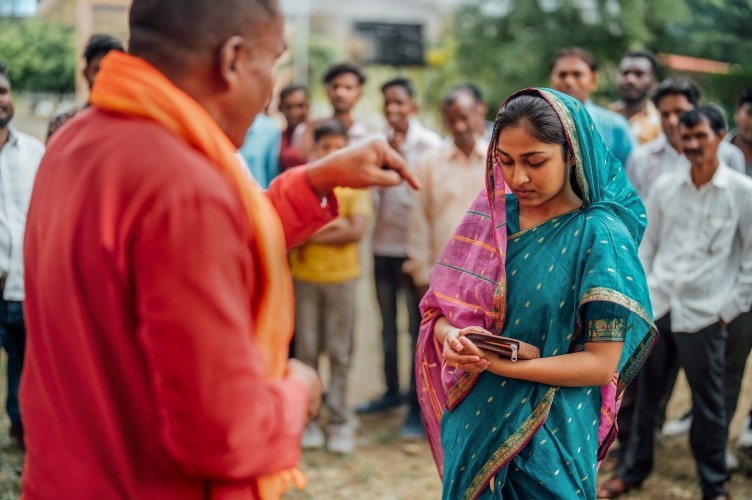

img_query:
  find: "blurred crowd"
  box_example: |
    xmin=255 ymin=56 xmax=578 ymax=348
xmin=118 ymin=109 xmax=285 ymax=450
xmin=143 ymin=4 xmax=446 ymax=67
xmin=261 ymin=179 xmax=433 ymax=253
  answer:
xmin=1 ymin=31 xmax=752 ymax=498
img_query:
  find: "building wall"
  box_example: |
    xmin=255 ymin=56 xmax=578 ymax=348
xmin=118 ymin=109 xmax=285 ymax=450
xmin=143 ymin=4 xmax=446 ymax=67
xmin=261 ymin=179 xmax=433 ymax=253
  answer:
xmin=37 ymin=0 xmax=454 ymax=98
xmin=38 ymin=0 xmax=128 ymax=100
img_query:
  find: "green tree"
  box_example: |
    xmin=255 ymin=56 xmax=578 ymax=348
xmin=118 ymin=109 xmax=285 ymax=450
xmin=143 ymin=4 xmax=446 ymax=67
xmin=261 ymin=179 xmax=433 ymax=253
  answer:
xmin=449 ymin=0 xmax=642 ymax=110
xmin=440 ymin=0 xmax=749 ymax=112
xmin=0 ymin=17 xmax=76 ymax=93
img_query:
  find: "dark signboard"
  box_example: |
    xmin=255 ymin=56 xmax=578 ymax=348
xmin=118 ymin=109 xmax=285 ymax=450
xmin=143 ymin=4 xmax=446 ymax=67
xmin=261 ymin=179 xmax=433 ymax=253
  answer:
xmin=353 ymin=22 xmax=425 ymax=67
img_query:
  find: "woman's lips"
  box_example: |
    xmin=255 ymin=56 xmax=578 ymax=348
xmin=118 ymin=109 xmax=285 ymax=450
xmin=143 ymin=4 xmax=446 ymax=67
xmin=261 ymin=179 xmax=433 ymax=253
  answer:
xmin=515 ymin=189 xmax=535 ymax=199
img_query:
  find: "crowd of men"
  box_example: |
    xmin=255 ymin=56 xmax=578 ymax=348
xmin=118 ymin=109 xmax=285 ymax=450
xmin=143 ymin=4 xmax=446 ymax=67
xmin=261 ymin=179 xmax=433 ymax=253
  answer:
xmin=1 ymin=23 xmax=752 ymax=498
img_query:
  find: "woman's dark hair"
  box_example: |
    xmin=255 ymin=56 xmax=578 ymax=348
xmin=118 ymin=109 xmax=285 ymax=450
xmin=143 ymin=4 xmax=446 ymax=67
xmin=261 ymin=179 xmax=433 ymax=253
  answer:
xmin=492 ymin=94 xmax=582 ymax=198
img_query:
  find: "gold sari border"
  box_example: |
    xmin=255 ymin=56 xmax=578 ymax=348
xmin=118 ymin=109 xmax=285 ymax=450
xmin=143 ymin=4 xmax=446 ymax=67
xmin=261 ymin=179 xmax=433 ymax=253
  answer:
xmin=464 ymin=386 xmax=556 ymax=500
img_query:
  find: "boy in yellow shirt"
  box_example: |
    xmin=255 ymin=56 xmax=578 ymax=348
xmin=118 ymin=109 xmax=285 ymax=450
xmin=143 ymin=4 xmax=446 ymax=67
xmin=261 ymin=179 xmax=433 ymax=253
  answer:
xmin=289 ymin=119 xmax=372 ymax=454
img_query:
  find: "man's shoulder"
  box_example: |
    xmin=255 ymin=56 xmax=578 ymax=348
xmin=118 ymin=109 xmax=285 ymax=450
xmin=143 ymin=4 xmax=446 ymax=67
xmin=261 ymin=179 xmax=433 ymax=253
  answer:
xmin=49 ymin=110 xmax=240 ymax=204
xmin=724 ymin=165 xmax=752 ymax=190
xmin=589 ymin=102 xmax=630 ymax=129
xmin=47 ymin=107 xmax=81 ymax=135
xmin=249 ymin=113 xmax=281 ymax=136
xmin=18 ymin=131 xmax=44 ymax=149
xmin=11 ymin=128 xmax=45 ymax=159
xmin=719 ymin=141 xmax=745 ymax=170
xmin=417 ymin=140 xmax=453 ymax=162
xmin=408 ymin=120 xmax=442 ymax=146
xmin=631 ymin=136 xmax=667 ymax=161
xmin=651 ymin=168 xmax=684 ymax=193
xmin=607 ymin=100 xmax=625 ymax=115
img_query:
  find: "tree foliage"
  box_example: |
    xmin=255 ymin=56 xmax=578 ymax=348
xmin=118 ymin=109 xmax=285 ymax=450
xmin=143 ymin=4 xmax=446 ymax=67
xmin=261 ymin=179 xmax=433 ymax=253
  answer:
xmin=0 ymin=17 xmax=76 ymax=93
xmin=436 ymin=0 xmax=752 ymax=112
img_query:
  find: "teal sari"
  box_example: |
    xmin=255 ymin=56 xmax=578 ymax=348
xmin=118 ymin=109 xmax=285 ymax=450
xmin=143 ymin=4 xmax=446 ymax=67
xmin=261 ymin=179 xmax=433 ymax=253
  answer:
xmin=416 ymin=88 xmax=656 ymax=499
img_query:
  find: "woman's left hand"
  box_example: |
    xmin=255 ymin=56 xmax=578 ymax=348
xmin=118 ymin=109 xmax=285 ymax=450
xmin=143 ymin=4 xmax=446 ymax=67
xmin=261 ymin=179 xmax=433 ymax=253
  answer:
xmin=443 ymin=326 xmax=492 ymax=374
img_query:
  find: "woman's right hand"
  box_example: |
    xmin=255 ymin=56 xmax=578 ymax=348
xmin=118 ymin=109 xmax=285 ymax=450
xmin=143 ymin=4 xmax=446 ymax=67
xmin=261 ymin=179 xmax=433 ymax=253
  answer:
xmin=443 ymin=326 xmax=492 ymax=374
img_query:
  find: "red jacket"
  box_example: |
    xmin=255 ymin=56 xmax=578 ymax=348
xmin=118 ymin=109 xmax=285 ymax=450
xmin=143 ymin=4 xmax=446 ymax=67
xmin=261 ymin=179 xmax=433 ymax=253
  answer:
xmin=21 ymin=109 xmax=336 ymax=499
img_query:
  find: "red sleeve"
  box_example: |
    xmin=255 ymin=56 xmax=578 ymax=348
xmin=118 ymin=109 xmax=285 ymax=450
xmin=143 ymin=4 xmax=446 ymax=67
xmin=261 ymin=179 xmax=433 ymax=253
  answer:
xmin=265 ymin=166 xmax=338 ymax=248
xmin=132 ymin=195 xmax=309 ymax=481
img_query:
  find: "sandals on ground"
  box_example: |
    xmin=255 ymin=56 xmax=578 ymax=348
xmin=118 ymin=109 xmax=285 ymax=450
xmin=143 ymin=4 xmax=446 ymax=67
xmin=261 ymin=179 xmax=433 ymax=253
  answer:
xmin=596 ymin=475 xmax=631 ymax=499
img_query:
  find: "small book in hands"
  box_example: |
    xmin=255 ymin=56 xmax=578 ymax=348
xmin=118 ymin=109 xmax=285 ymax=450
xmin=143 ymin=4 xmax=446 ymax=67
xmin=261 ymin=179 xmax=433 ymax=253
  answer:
xmin=465 ymin=332 xmax=541 ymax=362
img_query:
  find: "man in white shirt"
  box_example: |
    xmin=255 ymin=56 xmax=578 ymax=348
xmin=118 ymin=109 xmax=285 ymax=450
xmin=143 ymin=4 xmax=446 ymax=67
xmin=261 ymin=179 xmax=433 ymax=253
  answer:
xmin=0 ymin=63 xmax=44 ymax=448
xmin=627 ymin=78 xmax=746 ymax=200
xmin=612 ymin=78 xmax=747 ymax=467
xmin=356 ymin=78 xmax=441 ymax=440
xmin=600 ymin=107 xmax=752 ymax=500
xmin=403 ymin=85 xmax=488 ymax=296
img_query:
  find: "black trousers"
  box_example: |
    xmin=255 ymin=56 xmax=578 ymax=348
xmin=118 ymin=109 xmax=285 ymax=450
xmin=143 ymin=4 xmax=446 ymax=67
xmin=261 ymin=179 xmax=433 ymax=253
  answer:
xmin=618 ymin=314 xmax=729 ymax=497
xmin=724 ymin=310 xmax=752 ymax=427
xmin=0 ymin=299 xmax=25 ymax=433
xmin=373 ymin=255 xmax=421 ymax=415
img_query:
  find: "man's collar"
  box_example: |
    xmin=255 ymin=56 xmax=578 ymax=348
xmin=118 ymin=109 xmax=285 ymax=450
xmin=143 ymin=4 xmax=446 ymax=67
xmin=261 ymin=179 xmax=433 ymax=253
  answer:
xmin=449 ymin=138 xmax=486 ymax=161
xmin=660 ymin=134 xmax=680 ymax=156
xmin=724 ymin=129 xmax=738 ymax=144
xmin=711 ymin=163 xmax=731 ymax=188
xmin=1 ymin=125 xmax=19 ymax=148
xmin=679 ymin=160 xmax=730 ymax=188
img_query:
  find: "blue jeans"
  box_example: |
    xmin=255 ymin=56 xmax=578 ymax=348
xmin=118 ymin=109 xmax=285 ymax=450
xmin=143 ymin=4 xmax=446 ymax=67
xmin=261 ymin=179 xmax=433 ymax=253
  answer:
xmin=0 ymin=299 xmax=26 ymax=433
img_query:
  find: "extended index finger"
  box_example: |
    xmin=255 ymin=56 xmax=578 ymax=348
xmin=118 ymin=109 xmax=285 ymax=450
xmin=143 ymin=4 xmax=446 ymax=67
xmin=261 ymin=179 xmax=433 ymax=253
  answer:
xmin=379 ymin=141 xmax=421 ymax=190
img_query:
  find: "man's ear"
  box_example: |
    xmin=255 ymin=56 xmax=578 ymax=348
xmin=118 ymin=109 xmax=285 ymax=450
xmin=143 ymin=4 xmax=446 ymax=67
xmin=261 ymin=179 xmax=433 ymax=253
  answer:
xmin=217 ymin=36 xmax=246 ymax=89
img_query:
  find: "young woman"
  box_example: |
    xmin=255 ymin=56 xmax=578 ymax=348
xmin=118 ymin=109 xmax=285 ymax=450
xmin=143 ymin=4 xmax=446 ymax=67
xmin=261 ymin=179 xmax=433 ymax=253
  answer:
xmin=416 ymin=88 xmax=656 ymax=499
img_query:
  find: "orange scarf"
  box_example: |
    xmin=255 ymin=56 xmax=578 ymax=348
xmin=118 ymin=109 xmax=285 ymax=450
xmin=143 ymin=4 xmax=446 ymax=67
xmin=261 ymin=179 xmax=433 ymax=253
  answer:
xmin=90 ymin=51 xmax=304 ymax=498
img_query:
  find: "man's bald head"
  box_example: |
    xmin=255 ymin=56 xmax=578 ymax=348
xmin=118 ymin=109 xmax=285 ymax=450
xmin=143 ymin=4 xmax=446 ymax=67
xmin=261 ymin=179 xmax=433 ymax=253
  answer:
xmin=129 ymin=0 xmax=279 ymax=73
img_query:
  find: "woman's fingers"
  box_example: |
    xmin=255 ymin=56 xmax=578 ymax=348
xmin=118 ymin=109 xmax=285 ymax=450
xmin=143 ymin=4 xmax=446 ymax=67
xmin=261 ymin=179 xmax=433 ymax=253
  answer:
xmin=457 ymin=359 xmax=490 ymax=373
xmin=444 ymin=349 xmax=481 ymax=365
xmin=458 ymin=336 xmax=485 ymax=356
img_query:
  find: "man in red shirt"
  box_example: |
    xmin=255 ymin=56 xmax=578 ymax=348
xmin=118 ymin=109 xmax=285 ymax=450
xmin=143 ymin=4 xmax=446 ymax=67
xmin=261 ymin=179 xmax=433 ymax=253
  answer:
xmin=21 ymin=0 xmax=415 ymax=498
xmin=278 ymin=84 xmax=310 ymax=172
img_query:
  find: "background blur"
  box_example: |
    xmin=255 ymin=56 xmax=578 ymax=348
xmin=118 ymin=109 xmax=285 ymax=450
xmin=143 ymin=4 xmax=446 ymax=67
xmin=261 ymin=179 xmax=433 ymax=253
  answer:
xmin=1 ymin=0 xmax=751 ymax=141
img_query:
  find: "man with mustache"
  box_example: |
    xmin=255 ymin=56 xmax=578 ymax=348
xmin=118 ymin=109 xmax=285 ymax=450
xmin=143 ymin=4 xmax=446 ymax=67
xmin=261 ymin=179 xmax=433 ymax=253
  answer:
xmin=0 ymin=63 xmax=44 ymax=450
xmin=626 ymin=78 xmax=745 ymax=201
xmin=599 ymin=106 xmax=752 ymax=500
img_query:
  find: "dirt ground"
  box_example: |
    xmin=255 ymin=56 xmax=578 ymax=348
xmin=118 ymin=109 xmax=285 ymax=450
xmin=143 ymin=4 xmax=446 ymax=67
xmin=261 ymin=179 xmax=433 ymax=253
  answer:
xmin=2 ymin=274 xmax=752 ymax=499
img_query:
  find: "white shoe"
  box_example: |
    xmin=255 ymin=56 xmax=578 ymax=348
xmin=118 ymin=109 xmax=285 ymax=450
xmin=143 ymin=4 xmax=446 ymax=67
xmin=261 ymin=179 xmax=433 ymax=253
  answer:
xmin=301 ymin=422 xmax=325 ymax=449
xmin=737 ymin=415 xmax=752 ymax=449
xmin=726 ymin=446 xmax=740 ymax=472
xmin=326 ymin=425 xmax=356 ymax=454
xmin=662 ymin=412 xmax=693 ymax=437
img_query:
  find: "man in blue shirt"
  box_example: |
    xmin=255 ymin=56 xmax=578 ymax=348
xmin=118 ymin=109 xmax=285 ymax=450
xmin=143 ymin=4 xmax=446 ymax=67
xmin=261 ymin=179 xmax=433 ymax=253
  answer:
xmin=238 ymin=112 xmax=281 ymax=189
xmin=551 ymin=47 xmax=635 ymax=167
